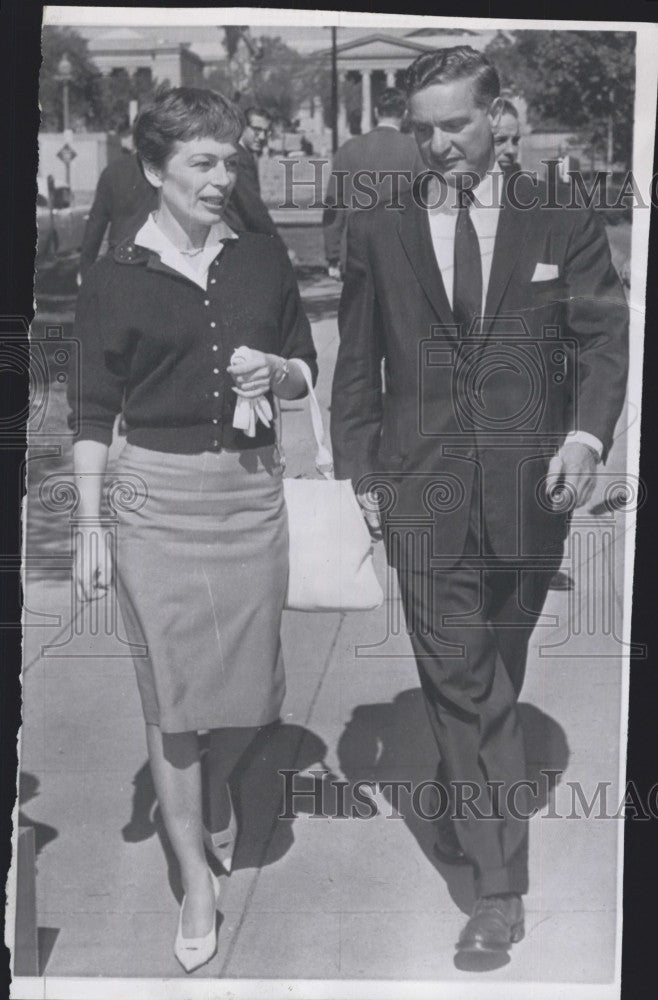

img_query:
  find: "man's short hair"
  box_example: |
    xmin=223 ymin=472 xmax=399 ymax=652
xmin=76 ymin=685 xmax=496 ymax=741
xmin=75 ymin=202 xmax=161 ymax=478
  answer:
xmin=404 ymin=46 xmax=500 ymax=108
xmin=244 ymin=106 xmax=272 ymax=125
xmin=375 ymin=88 xmax=407 ymax=119
xmin=498 ymin=98 xmax=519 ymax=118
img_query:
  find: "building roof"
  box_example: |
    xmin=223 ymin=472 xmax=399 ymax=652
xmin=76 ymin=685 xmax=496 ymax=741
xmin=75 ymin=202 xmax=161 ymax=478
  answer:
xmin=405 ymin=27 xmax=479 ymax=37
xmin=313 ymin=32 xmax=433 ymax=59
xmin=87 ymin=29 xmax=204 ymax=65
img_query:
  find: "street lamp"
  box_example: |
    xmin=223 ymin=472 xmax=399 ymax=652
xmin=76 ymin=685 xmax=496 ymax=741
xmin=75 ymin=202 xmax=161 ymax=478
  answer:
xmin=331 ymin=27 xmax=338 ymax=153
xmin=56 ymin=53 xmax=73 ymax=133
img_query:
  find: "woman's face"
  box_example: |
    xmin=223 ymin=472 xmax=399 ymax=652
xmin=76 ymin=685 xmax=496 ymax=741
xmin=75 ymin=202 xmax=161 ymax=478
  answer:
xmin=145 ymin=135 xmax=239 ymax=232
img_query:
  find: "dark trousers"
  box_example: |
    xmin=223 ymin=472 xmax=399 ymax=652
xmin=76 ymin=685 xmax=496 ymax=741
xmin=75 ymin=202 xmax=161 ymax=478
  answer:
xmin=391 ymin=496 xmax=556 ymax=896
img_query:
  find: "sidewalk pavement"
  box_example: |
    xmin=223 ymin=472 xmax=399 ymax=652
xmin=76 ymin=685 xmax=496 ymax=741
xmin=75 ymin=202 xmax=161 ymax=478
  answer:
xmin=16 ymin=275 xmax=628 ymax=990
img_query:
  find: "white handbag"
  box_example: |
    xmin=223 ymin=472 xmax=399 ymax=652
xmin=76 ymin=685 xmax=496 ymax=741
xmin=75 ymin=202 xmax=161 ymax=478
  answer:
xmin=281 ymin=361 xmax=384 ymax=613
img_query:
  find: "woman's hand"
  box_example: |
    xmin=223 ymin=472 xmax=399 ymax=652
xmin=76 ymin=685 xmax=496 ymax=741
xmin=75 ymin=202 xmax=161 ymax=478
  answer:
xmin=227 ymin=349 xmax=276 ymax=400
xmin=74 ymin=524 xmax=114 ymax=603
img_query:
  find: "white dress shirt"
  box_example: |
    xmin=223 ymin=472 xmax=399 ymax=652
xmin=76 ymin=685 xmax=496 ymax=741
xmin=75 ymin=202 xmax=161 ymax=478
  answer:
xmin=426 ymin=164 xmax=602 ymax=460
xmin=134 ymin=213 xmax=239 ymax=291
xmin=427 ymin=163 xmax=502 ymax=314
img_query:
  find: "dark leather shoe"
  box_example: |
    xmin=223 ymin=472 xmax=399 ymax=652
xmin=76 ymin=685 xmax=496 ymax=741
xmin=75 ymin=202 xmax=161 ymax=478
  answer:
xmin=433 ymin=812 xmax=467 ymax=864
xmin=457 ymin=894 xmax=525 ymax=953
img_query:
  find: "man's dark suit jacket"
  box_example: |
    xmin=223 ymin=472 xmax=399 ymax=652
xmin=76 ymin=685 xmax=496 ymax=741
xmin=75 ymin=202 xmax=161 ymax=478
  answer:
xmin=223 ymin=142 xmax=285 ymax=249
xmin=79 ymin=153 xmax=158 ymax=275
xmin=323 ymin=126 xmax=423 ymax=266
xmin=330 ymin=173 xmax=629 ymax=565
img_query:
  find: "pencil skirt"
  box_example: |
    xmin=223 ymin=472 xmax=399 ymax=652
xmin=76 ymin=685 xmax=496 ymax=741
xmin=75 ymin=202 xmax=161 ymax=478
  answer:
xmin=112 ymin=442 xmax=288 ymax=733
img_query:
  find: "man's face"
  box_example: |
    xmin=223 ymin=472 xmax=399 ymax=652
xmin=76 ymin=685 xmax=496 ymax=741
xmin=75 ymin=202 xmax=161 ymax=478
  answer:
xmin=409 ymin=77 xmax=498 ymax=188
xmin=493 ymin=112 xmax=521 ymax=169
xmin=242 ymin=114 xmax=271 ymax=155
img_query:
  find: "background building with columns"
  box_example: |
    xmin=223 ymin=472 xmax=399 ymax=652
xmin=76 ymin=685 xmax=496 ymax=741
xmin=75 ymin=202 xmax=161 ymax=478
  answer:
xmin=87 ymin=27 xmax=205 ymax=89
xmin=314 ymin=34 xmax=433 ymax=139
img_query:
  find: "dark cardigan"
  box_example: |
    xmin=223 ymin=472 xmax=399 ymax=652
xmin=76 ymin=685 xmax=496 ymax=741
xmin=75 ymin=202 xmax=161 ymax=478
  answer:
xmin=69 ymin=231 xmax=318 ymax=454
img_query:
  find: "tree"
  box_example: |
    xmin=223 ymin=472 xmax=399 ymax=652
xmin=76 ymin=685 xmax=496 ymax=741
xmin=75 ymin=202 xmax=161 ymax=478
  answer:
xmin=207 ymin=34 xmax=312 ymax=125
xmin=39 ymin=26 xmax=104 ymax=131
xmin=485 ymin=30 xmax=635 ymax=166
xmin=95 ymin=70 xmax=163 ymax=133
xmin=40 ymin=26 xmax=161 ymax=133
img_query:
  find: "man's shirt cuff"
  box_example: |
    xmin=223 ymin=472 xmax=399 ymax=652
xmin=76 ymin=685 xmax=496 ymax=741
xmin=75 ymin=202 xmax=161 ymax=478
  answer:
xmin=563 ymin=430 xmax=604 ymax=461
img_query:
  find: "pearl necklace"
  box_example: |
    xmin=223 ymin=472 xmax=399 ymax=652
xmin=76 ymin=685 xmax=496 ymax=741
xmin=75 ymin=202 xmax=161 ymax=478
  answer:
xmin=153 ymin=213 xmax=206 ymax=256
xmin=178 ymin=245 xmax=206 ymax=257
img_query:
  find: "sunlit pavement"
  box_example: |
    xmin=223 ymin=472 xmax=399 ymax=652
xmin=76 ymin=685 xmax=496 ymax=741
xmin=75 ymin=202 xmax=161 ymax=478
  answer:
xmin=16 ymin=271 xmax=628 ymax=992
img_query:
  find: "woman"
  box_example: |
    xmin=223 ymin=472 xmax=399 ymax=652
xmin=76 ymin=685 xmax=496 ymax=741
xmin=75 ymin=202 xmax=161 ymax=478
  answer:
xmin=69 ymin=87 xmax=317 ymax=973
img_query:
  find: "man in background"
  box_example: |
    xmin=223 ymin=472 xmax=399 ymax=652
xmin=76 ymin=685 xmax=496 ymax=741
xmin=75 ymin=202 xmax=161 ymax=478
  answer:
xmin=492 ymin=97 xmax=521 ymax=170
xmin=223 ymin=105 xmax=287 ymax=248
xmin=78 ymin=137 xmax=157 ymax=279
xmin=322 ymin=88 xmax=422 ymax=279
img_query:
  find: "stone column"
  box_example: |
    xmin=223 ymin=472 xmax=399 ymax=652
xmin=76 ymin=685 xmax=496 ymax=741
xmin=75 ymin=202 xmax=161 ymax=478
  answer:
xmin=360 ymin=69 xmax=372 ymax=135
xmin=386 ymin=70 xmax=395 ymax=88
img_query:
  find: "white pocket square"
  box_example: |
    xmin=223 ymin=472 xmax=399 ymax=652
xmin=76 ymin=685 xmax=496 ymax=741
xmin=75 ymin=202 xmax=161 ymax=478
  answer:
xmin=532 ymin=263 xmax=559 ymax=281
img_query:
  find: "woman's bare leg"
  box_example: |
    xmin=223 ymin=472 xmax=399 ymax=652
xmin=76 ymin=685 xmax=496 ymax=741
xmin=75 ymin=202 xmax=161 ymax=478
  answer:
xmin=204 ymin=726 xmax=260 ymax=832
xmin=145 ymin=723 xmax=215 ymax=936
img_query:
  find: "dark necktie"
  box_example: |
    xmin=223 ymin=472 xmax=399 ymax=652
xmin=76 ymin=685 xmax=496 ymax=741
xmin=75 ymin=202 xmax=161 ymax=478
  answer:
xmin=453 ymin=188 xmax=482 ymax=335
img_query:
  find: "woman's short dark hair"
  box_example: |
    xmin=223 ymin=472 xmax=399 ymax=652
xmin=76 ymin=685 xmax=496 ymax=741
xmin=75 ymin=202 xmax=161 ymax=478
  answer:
xmin=404 ymin=46 xmax=500 ymax=108
xmin=134 ymin=86 xmax=245 ymax=169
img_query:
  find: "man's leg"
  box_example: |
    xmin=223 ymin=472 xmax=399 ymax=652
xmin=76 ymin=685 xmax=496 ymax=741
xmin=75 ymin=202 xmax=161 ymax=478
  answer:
xmin=488 ymin=565 xmax=557 ymax=698
xmin=396 ymin=538 xmax=529 ymax=898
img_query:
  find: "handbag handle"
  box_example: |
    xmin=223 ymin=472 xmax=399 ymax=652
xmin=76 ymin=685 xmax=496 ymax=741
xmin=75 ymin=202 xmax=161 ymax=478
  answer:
xmin=279 ymin=359 xmax=334 ymax=480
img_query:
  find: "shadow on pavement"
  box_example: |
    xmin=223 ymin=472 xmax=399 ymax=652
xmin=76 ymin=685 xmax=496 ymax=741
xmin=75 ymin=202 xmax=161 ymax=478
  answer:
xmin=37 ymin=927 xmax=61 ymax=975
xmin=18 ymin=771 xmax=59 ymax=856
xmin=337 ymin=688 xmax=570 ymax=917
xmin=121 ymin=721 xmax=335 ymax=901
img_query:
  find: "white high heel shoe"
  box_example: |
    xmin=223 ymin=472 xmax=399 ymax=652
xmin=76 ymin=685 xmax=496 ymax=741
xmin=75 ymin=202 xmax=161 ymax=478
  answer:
xmin=203 ymin=786 xmax=237 ymax=874
xmin=174 ymin=870 xmax=221 ymax=973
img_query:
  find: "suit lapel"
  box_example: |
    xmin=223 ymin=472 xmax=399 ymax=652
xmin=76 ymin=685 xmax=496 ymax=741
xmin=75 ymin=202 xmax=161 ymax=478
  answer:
xmin=397 ymin=197 xmax=455 ymax=330
xmin=484 ymin=173 xmax=535 ymax=326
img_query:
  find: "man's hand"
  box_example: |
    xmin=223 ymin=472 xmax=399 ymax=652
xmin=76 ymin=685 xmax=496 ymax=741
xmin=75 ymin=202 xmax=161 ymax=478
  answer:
xmin=545 ymin=441 xmax=598 ymax=511
xmin=74 ymin=525 xmax=114 ymax=603
xmin=356 ymin=490 xmax=383 ymax=541
xmin=327 ymin=263 xmax=342 ymax=282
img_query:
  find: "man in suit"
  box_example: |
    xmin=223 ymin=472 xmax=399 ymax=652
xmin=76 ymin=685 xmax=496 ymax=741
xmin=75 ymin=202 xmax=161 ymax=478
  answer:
xmin=331 ymin=47 xmax=628 ymax=960
xmin=322 ymin=88 xmax=422 ymax=278
xmin=223 ymin=106 xmax=287 ymax=250
xmin=493 ymin=98 xmax=521 ymax=171
xmin=79 ymin=144 xmax=158 ymax=277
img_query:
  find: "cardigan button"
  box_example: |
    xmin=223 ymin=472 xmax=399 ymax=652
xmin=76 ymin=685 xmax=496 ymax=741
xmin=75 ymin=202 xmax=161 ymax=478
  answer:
xmin=210 ymin=322 xmax=216 ymax=328
xmin=213 ymin=391 xmax=219 ymax=398
xmin=212 ymin=344 xmax=218 ymax=351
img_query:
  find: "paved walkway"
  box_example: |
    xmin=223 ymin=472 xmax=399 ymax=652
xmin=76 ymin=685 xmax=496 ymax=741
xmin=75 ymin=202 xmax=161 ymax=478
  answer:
xmin=15 ymin=275 xmax=628 ymax=995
